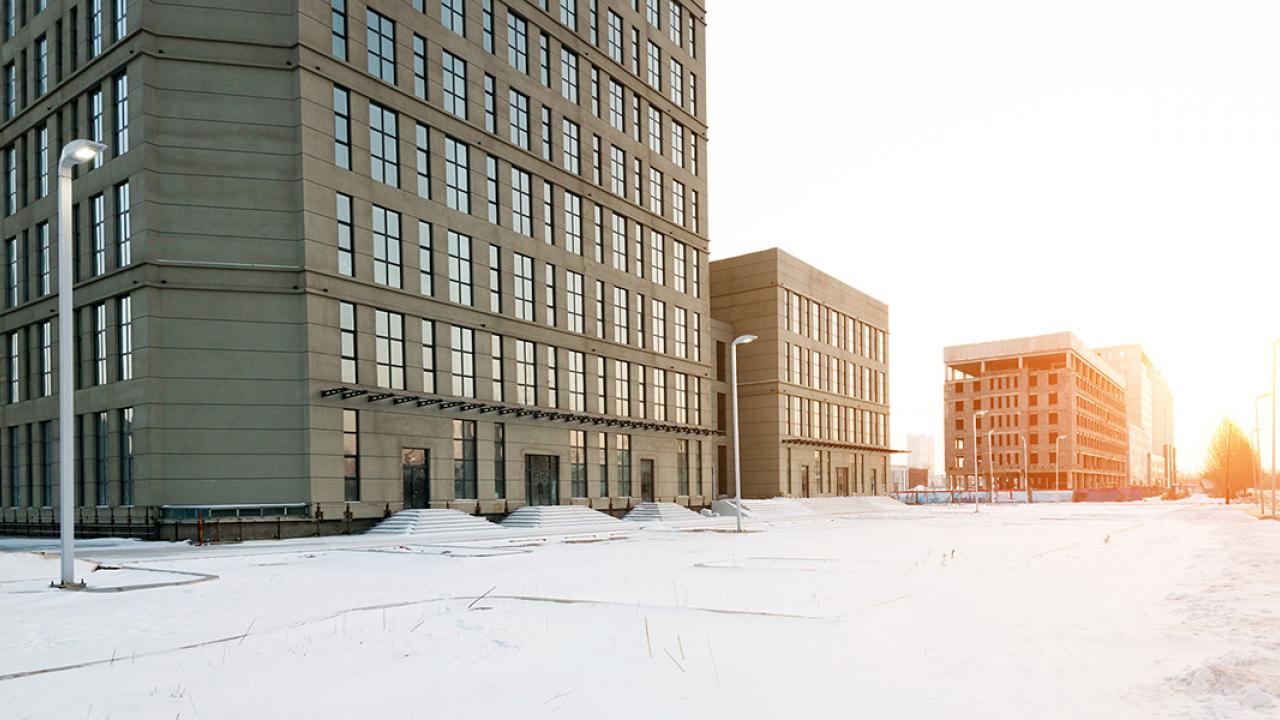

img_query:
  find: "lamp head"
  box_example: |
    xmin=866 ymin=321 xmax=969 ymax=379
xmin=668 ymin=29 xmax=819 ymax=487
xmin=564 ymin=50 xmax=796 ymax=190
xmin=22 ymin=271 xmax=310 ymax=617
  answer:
xmin=59 ymin=139 xmax=107 ymax=170
xmin=732 ymin=334 xmax=758 ymax=346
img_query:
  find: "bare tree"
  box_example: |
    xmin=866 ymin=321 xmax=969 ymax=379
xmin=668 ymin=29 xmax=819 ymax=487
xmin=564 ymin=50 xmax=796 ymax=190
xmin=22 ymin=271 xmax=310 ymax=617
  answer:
xmin=1203 ymin=419 xmax=1257 ymax=499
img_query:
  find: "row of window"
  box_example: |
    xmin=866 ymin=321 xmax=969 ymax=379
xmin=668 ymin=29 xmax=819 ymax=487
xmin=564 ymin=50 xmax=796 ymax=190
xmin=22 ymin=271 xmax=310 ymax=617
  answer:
xmin=343 ymin=409 xmax=705 ymax=503
xmin=784 ymin=395 xmax=889 ymax=448
xmin=4 ymin=179 xmax=130 ymax=310
xmin=0 ymin=406 xmax=133 ymax=508
xmin=4 ymin=70 xmax=128 ymax=214
xmin=340 ymin=302 xmax=705 ymax=424
xmin=1 ymin=0 xmax=128 ymax=119
xmin=784 ymin=289 xmax=887 ymax=364
xmin=335 ymin=85 xmax=701 ymax=241
xmin=3 ymin=293 xmax=132 ymax=405
xmin=783 ymin=342 xmax=887 ymax=405
xmin=332 ymin=1 xmax=699 ymax=118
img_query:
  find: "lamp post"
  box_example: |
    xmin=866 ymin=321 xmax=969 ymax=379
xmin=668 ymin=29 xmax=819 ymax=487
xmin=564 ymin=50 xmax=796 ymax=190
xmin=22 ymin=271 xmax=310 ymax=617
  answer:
xmin=1271 ymin=340 xmax=1278 ymax=519
xmin=57 ymin=139 xmax=106 ymax=589
xmin=1255 ymin=393 xmax=1270 ymax=515
xmin=986 ymin=429 xmax=995 ymax=503
xmin=730 ymin=334 xmax=757 ymax=533
xmin=1054 ymin=434 xmax=1065 ymax=493
xmin=1020 ymin=433 xmax=1031 ymax=503
xmin=971 ymin=409 xmax=989 ymax=513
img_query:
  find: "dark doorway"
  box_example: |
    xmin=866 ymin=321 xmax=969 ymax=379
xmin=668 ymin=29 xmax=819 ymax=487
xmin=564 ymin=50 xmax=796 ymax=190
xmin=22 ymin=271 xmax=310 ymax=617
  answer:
xmin=640 ymin=459 xmax=656 ymax=502
xmin=801 ymin=466 xmax=811 ymax=498
xmin=402 ymin=448 xmax=429 ymax=509
xmin=526 ymin=454 xmax=560 ymax=506
xmin=836 ymin=467 xmax=849 ymax=497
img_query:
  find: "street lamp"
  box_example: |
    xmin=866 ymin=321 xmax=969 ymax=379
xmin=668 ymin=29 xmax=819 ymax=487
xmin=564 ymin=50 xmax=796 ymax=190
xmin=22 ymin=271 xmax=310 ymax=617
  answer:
xmin=971 ymin=409 xmax=989 ymax=513
xmin=57 ymin=139 xmax=107 ymax=588
xmin=730 ymin=333 xmax=757 ymax=533
xmin=1271 ymin=339 xmax=1278 ymax=519
xmin=1054 ymin=434 xmax=1065 ymax=492
xmin=986 ymin=429 xmax=995 ymax=503
xmin=1255 ymin=393 xmax=1270 ymax=516
xmin=1020 ymin=433 xmax=1031 ymax=504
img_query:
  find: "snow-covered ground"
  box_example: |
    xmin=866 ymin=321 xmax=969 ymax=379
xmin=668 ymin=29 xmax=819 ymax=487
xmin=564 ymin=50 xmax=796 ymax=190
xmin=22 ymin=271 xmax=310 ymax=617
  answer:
xmin=1 ymin=499 xmax=1277 ymax=719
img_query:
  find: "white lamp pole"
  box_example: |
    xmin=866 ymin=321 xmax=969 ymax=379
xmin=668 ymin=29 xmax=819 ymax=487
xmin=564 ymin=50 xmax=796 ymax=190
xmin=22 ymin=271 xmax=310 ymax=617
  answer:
xmin=986 ymin=429 xmax=995 ymax=503
xmin=730 ymin=334 xmax=757 ymax=533
xmin=1054 ymin=434 xmax=1065 ymax=492
xmin=57 ymin=139 xmax=106 ymax=588
xmin=1255 ymin=393 xmax=1270 ymax=515
xmin=1020 ymin=433 xmax=1030 ymax=504
xmin=1271 ymin=340 xmax=1278 ymax=519
xmin=971 ymin=409 xmax=988 ymax=513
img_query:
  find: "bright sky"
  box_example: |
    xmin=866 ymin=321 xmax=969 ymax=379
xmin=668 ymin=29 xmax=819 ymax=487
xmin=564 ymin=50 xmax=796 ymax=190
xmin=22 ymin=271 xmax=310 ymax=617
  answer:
xmin=706 ymin=0 xmax=1280 ymax=473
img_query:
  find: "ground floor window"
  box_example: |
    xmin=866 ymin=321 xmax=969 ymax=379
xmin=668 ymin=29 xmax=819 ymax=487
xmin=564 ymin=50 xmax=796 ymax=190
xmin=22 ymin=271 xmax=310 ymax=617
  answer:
xmin=494 ymin=423 xmax=506 ymax=499
xmin=616 ymin=434 xmax=631 ymax=497
xmin=343 ymin=410 xmax=359 ymax=501
xmin=453 ymin=419 xmax=477 ymax=499
xmin=118 ymin=409 xmax=133 ymax=506
xmin=596 ymin=432 xmax=608 ymax=497
xmin=570 ymin=430 xmax=586 ymax=497
xmin=676 ymin=439 xmax=689 ymax=495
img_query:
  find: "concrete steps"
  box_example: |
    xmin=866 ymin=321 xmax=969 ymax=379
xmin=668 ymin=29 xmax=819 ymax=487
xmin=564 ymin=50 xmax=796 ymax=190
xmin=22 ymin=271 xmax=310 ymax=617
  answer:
xmin=367 ymin=509 xmax=504 ymax=536
xmin=500 ymin=505 xmax=622 ymax=530
xmin=623 ymin=502 xmax=702 ymax=522
xmin=710 ymin=497 xmax=817 ymax=520
xmin=795 ymin=496 xmax=905 ymax=515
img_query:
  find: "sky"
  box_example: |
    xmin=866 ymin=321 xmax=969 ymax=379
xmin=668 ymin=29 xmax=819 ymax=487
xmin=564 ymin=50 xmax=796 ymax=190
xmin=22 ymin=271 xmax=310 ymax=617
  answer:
xmin=705 ymin=0 xmax=1280 ymax=473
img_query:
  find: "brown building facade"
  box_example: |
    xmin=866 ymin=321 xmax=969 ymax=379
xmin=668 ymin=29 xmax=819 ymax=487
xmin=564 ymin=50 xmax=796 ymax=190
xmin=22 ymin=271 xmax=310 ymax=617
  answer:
xmin=710 ymin=248 xmax=891 ymax=499
xmin=944 ymin=333 xmax=1128 ymax=491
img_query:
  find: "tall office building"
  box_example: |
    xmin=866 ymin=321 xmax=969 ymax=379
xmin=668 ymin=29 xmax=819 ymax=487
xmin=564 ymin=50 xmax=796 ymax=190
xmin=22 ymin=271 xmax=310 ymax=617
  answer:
xmin=1095 ymin=344 xmax=1174 ymax=488
xmin=0 ymin=0 xmax=713 ymax=535
xmin=943 ymin=333 xmax=1128 ymax=491
xmin=906 ymin=433 xmax=934 ymax=474
xmin=710 ymin=248 xmax=892 ymax=499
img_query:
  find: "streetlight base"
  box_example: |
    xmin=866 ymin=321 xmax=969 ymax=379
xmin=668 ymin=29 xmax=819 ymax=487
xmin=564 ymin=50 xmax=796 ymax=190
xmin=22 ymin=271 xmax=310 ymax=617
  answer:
xmin=51 ymin=580 xmax=87 ymax=591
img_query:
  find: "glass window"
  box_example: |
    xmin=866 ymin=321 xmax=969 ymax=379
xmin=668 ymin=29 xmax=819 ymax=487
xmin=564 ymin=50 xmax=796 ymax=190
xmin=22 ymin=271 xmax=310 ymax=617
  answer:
xmin=606 ymin=11 xmax=622 ymax=63
xmin=562 ymin=119 xmax=581 ymax=175
xmin=453 ymin=419 xmax=477 ymax=498
xmin=369 ymin=102 xmax=399 ymax=187
xmin=564 ymin=191 xmax=583 ymax=255
xmin=413 ymin=34 xmax=427 ymax=99
xmin=510 ymin=167 xmax=532 ymax=235
xmin=333 ymin=86 xmax=351 ymax=169
xmin=612 ymin=287 xmax=628 ymax=344
xmin=490 ymin=334 xmax=504 ymax=401
xmin=447 ymin=231 xmax=473 ymax=306
xmin=330 ymin=0 xmax=348 ymax=59
xmin=118 ymin=407 xmax=133 ymax=505
xmin=418 ymin=220 xmax=433 ymax=295
xmin=339 ymin=301 xmax=357 ymax=383
xmin=516 ymin=339 xmax=536 ymax=405
xmin=371 ymin=205 xmax=402 ymax=288
xmin=507 ymin=13 xmax=528 ymax=72
xmin=508 ymin=89 xmax=530 ymax=149
xmin=366 ymin=9 xmax=396 ymax=83
xmin=415 ymin=123 xmax=431 ymax=199
xmin=616 ymin=434 xmax=631 ymax=496
xmin=544 ymin=263 xmax=557 ymax=327
xmin=567 ymin=349 xmax=585 ymax=411
xmin=442 ymin=51 xmax=467 ymax=118
xmin=442 ymin=0 xmax=465 ymax=36
xmin=90 ymin=194 xmax=106 ymax=276
xmin=483 ymin=74 xmax=496 ymax=133
xmin=118 ymin=295 xmax=132 ymax=381
xmin=93 ymin=303 xmax=107 ymax=385
xmin=421 ymin=319 xmax=436 ymax=393
xmin=560 ymin=48 xmax=579 ymax=103
xmin=450 ymin=325 xmax=475 ymax=398
xmin=514 ymin=253 xmax=534 ymax=321
xmin=445 ymin=137 xmax=470 ymax=212
xmin=114 ymin=72 xmax=129 ymax=154
xmin=114 ymin=181 xmax=131 ymax=267
xmin=343 ymin=409 xmax=359 ymax=501
xmin=570 ymin=430 xmax=586 ymax=497
xmin=488 ymin=243 xmax=502 ymax=312
xmin=374 ymin=309 xmax=405 ymax=389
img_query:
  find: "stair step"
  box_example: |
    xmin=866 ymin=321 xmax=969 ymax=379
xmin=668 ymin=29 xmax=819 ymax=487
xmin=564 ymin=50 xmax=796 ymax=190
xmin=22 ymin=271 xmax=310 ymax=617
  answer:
xmin=623 ymin=502 xmax=701 ymax=522
xmin=367 ymin=509 xmax=504 ymax=535
xmin=500 ymin=505 xmax=622 ymax=529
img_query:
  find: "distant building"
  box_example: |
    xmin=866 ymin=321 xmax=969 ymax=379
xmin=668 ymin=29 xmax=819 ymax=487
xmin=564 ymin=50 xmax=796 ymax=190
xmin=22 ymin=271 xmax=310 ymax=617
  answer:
xmin=710 ymin=248 xmax=893 ymax=498
xmin=891 ymin=465 xmax=910 ymax=493
xmin=906 ymin=433 xmax=936 ymax=473
xmin=944 ymin=333 xmax=1129 ymax=492
xmin=1094 ymin=346 xmax=1175 ymax=488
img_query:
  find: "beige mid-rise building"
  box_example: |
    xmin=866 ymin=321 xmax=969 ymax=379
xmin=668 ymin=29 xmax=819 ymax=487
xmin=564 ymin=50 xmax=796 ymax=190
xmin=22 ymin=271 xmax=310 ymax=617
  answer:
xmin=710 ymin=248 xmax=892 ymax=499
xmin=1095 ymin=344 xmax=1175 ymax=488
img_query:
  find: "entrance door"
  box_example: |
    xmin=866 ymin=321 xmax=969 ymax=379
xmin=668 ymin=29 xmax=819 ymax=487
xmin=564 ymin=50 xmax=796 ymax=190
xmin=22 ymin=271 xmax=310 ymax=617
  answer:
xmin=836 ymin=467 xmax=849 ymax=497
xmin=526 ymin=454 xmax=560 ymax=506
xmin=402 ymin=448 xmax=429 ymax=509
xmin=800 ymin=466 xmax=811 ymax=498
xmin=640 ymin=459 xmax=655 ymax=502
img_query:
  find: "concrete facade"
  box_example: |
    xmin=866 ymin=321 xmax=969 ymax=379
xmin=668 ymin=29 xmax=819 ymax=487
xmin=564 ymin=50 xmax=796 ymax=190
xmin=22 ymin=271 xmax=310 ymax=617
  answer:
xmin=1 ymin=0 xmax=715 ymax=532
xmin=943 ymin=332 xmax=1129 ymax=491
xmin=709 ymin=248 xmax=892 ymax=499
xmin=1095 ymin=344 xmax=1175 ymax=488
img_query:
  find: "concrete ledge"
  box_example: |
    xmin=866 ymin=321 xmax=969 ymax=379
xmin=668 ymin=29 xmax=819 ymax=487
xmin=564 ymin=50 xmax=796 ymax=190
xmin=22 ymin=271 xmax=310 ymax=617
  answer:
xmin=568 ymin=497 xmax=591 ymax=506
xmin=447 ymin=500 xmax=480 ymax=514
xmin=478 ymin=500 xmax=507 ymax=515
xmin=589 ymin=497 xmax=611 ymax=510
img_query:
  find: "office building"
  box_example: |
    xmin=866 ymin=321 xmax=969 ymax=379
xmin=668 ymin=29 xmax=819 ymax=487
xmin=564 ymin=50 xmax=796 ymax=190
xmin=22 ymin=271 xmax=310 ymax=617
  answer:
xmin=1095 ymin=344 xmax=1175 ymax=488
xmin=943 ymin=332 xmax=1128 ymax=491
xmin=0 ymin=0 xmax=713 ymax=536
xmin=710 ymin=248 xmax=892 ymax=499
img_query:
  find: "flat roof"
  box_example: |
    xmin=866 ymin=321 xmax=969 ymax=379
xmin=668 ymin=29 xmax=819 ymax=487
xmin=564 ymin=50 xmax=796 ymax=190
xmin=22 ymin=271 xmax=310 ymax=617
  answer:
xmin=943 ymin=331 xmax=1124 ymax=386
